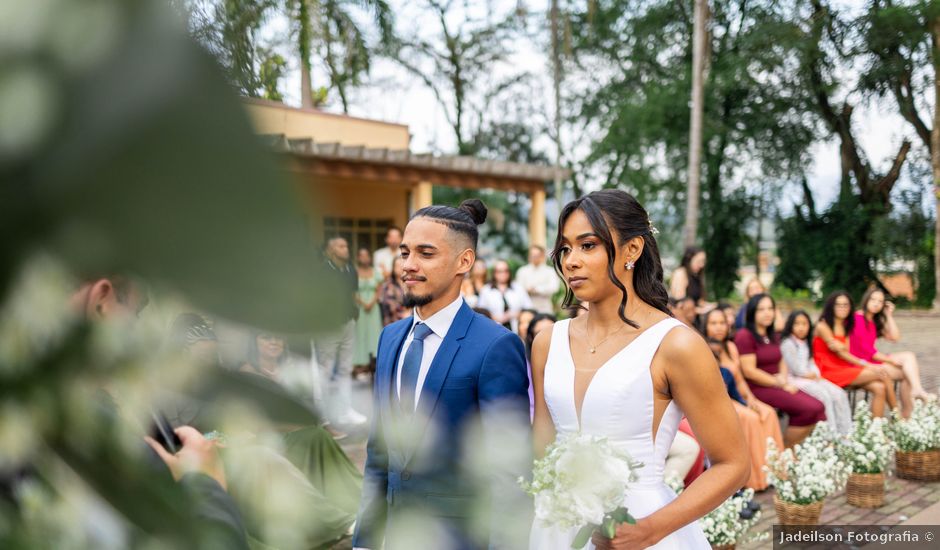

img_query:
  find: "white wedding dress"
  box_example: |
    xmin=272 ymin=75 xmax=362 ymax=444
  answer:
xmin=529 ymin=317 xmax=711 ymax=549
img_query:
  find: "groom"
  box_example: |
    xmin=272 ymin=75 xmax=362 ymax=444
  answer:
xmin=353 ymin=201 xmax=532 ymax=550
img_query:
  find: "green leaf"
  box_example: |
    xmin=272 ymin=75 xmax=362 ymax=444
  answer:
xmin=602 ymin=517 xmax=616 ymax=538
xmin=4 ymin=0 xmax=346 ymax=333
xmin=609 ymin=506 xmax=630 ymax=524
xmin=571 ymin=524 xmax=595 ymax=549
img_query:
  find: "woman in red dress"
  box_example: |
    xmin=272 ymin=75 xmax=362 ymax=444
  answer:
xmin=813 ymin=291 xmax=897 ymax=417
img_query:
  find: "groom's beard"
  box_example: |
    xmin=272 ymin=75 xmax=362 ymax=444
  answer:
xmin=403 ymin=292 xmax=434 ymax=308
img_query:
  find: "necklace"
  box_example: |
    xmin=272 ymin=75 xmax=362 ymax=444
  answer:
xmin=586 ymin=321 xmax=627 ymax=354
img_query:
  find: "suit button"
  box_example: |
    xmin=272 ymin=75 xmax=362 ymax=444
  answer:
xmin=401 ymin=470 xmax=411 ymax=481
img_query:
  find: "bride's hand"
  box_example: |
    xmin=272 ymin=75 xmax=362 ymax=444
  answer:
xmin=590 ymin=518 xmax=657 ymax=549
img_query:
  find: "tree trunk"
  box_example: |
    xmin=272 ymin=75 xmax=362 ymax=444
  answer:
xmin=932 ymin=15 xmax=940 ymax=310
xmin=298 ymin=0 xmax=313 ymax=109
xmin=684 ymin=0 xmax=707 ymax=247
xmin=300 ymin=63 xmax=313 ymax=109
xmin=550 ymin=0 xmax=565 ymax=203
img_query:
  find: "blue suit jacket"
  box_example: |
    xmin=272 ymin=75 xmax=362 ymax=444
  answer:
xmin=353 ymin=301 xmax=532 ymax=549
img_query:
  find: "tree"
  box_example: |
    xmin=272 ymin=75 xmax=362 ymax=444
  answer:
xmin=287 ymin=0 xmax=393 ymax=111
xmin=181 ymin=0 xmax=283 ymax=98
xmin=794 ymin=0 xmax=912 ymax=297
xmin=570 ymin=0 xmax=818 ymax=299
xmin=388 ymin=0 xmax=527 ymax=155
xmin=858 ymin=0 xmax=940 ymax=309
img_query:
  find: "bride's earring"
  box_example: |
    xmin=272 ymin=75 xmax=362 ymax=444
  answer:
xmin=625 ymin=259 xmax=635 ymax=270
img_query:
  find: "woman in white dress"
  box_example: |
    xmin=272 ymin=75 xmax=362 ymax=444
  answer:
xmin=530 ymin=190 xmax=749 ymax=549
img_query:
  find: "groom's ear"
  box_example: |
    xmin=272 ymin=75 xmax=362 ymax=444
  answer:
xmin=456 ymin=248 xmax=475 ymax=277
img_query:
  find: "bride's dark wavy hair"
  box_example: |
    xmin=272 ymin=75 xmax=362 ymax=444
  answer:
xmin=551 ymin=189 xmax=671 ymax=328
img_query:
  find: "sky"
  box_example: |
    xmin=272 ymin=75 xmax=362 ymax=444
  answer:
xmin=264 ymin=0 xmax=932 ymax=215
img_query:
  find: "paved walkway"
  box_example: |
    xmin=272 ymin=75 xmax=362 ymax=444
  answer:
xmin=337 ymin=312 xmax=940 ymax=548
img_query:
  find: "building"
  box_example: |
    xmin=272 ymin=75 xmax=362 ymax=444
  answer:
xmin=244 ymin=98 xmax=568 ymax=253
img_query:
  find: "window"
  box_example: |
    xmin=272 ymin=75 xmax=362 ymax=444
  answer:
xmin=323 ymin=217 xmax=393 ymax=254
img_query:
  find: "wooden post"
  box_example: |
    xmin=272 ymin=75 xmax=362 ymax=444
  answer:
xmin=410 ymin=181 xmax=433 ymax=214
xmin=529 ymin=187 xmax=548 ymax=248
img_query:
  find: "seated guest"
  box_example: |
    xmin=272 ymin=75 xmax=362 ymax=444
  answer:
xmin=664 ymin=426 xmax=703 ymax=488
xmin=671 ymin=295 xmax=697 ymax=327
xmin=517 ymin=308 xmax=539 ymax=341
xmin=813 ymin=291 xmax=897 ymax=417
xmin=477 ymin=259 xmax=532 ymax=332
xmin=734 ymin=278 xmax=783 ymax=330
xmin=717 ymin=302 xmax=737 ymax=339
xmin=851 ymin=287 xmax=937 ymax=417
xmin=735 ymin=294 xmax=826 ymax=448
xmin=525 ymin=313 xmax=557 ymax=421
xmin=706 ymin=338 xmax=745 ymax=405
xmin=701 ymin=308 xmax=783 ymax=489
xmin=781 ymin=311 xmax=853 ymax=435
xmin=238 ymin=331 xmax=363 ymax=522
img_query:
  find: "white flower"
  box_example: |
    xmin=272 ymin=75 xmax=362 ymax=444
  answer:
xmin=888 ymin=401 xmax=940 ymax=453
xmin=765 ymin=422 xmax=851 ymax=505
xmin=698 ymin=488 xmax=767 ymax=545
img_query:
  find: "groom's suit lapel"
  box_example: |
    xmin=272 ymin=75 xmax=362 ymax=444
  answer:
xmin=380 ymin=318 xmax=411 ymax=467
xmin=403 ymin=302 xmax=474 ymax=466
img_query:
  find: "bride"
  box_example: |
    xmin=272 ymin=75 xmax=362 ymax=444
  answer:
xmin=530 ymin=190 xmax=749 ymax=549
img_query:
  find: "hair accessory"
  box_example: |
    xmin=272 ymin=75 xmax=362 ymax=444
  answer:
xmin=648 ymin=219 xmax=660 ymax=236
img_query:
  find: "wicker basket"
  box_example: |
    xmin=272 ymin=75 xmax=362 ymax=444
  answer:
xmin=773 ymin=495 xmax=823 ymax=525
xmin=846 ymin=472 xmax=885 ymax=508
xmin=895 ymin=449 xmax=940 ymax=481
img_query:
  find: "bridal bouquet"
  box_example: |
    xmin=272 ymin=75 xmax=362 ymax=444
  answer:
xmin=520 ymin=433 xmax=643 ymax=548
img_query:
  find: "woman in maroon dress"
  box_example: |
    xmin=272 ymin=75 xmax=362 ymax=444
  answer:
xmin=734 ymin=293 xmax=825 ymax=448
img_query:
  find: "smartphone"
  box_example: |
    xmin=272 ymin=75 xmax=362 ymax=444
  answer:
xmin=149 ymin=410 xmax=182 ymax=454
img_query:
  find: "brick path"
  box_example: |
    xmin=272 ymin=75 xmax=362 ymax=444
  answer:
xmin=336 ymin=312 xmax=940 ymax=548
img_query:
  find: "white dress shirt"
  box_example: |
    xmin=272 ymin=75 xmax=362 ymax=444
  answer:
xmin=395 ymin=295 xmax=464 ymax=411
xmin=514 ymin=263 xmax=560 ymax=313
xmin=476 ymin=283 xmax=532 ymax=333
xmin=373 ymin=246 xmax=396 ymax=276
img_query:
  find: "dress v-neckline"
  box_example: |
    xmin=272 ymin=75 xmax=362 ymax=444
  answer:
xmin=567 ymin=317 xmax=672 ymax=430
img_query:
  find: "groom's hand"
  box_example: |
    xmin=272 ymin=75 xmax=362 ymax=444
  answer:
xmin=591 ymin=518 xmax=657 ymax=550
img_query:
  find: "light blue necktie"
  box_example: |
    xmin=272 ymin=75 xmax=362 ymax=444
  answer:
xmin=399 ymin=322 xmax=434 ymax=414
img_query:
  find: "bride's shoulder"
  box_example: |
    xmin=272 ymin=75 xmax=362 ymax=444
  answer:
xmin=530 ymin=322 xmax=559 ymax=375
xmin=656 ymin=318 xmax=710 ymax=365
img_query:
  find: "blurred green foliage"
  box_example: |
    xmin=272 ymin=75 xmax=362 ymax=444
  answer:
xmin=1 ymin=0 xmax=363 ymax=547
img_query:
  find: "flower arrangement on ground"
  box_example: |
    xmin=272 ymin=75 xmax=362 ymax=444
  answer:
xmin=838 ymin=400 xmax=894 ymax=507
xmin=888 ymin=401 xmax=940 ymax=453
xmin=699 ymin=488 xmax=767 ymax=548
xmin=888 ymin=401 xmax=940 ymax=481
xmin=840 ymin=400 xmax=894 ymax=474
xmin=765 ymin=422 xmax=851 ymax=524
xmin=520 ymin=433 xmax=643 ymax=548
